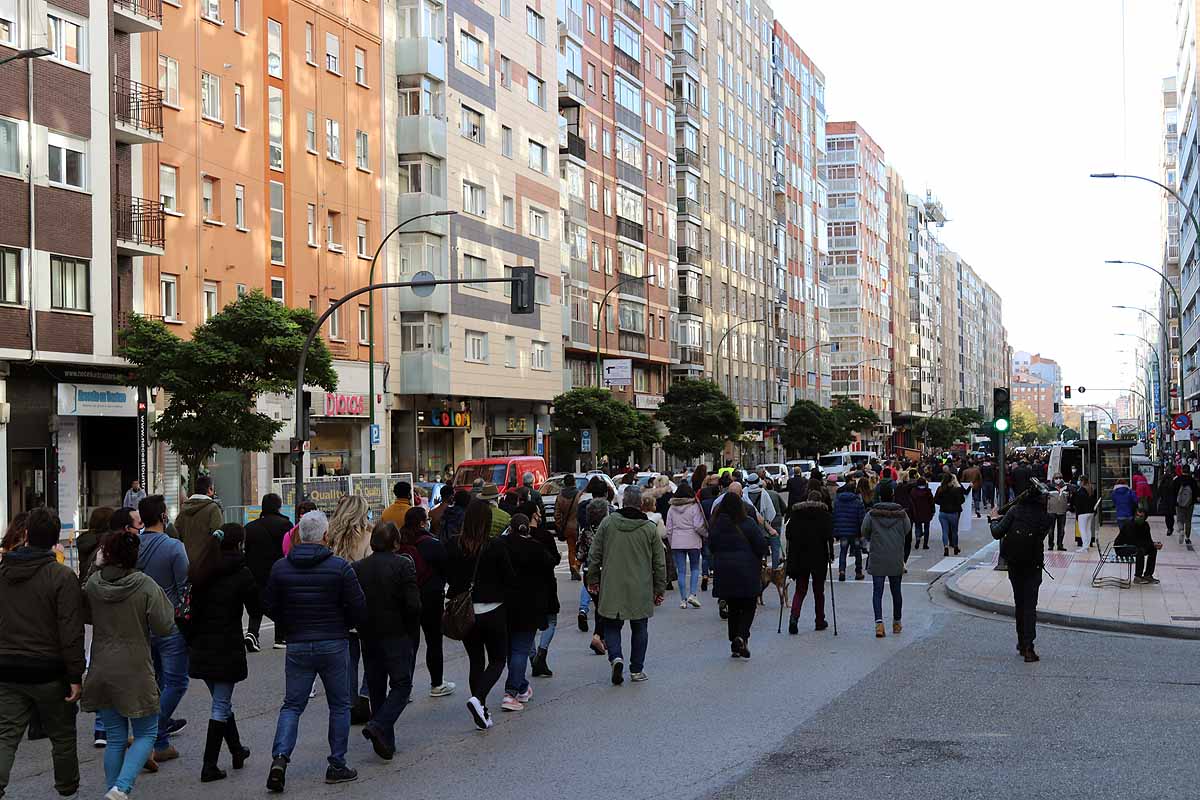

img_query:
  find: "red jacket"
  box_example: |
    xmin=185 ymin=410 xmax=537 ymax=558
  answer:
xmin=1132 ymin=473 xmax=1152 ymax=500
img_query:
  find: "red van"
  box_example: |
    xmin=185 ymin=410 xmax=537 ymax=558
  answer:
xmin=452 ymin=456 xmax=548 ymax=496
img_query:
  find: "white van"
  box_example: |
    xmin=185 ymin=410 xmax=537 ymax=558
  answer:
xmin=817 ymin=450 xmax=877 ymax=478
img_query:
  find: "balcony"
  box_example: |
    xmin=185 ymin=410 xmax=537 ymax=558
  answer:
xmin=396 ymin=113 xmax=447 ymax=158
xmin=397 ymin=351 xmax=451 ymax=395
xmin=618 ymin=331 xmax=646 ymax=353
xmin=616 ymin=216 xmax=644 ymax=244
xmin=672 ymin=49 xmax=700 ymax=77
xmin=677 ymin=196 xmax=701 ymax=220
xmin=113 ymin=0 xmax=161 ymax=33
xmin=677 ymin=245 xmax=701 ymax=266
xmin=616 ymin=0 xmax=641 ymax=23
xmin=115 ymin=195 xmax=165 ymax=256
xmin=673 ymin=97 xmax=700 ymax=123
xmin=676 ymin=346 xmax=705 ymax=367
xmin=559 ymin=7 xmax=583 ymax=41
xmin=675 ymin=147 xmax=701 ymax=172
xmin=614 ymin=48 xmax=641 ymax=81
xmin=559 ymin=130 xmax=586 ymax=161
xmin=558 ymin=69 xmax=585 ymax=107
xmin=673 ymin=0 xmax=699 ymax=30
xmin=395 ymin=36 xmax=447 ymax=81
xmin=615 ymin=159 xmax=644 ymax=189
xmin=614 ymin=104 xmax=642 ymax=133
xmin=617 ymin=276 xmax=646 ymax=299
xmin=113 ymin=76 xmax=163 ymax=145
xmin=678 ymin=295 xmax=704 ymax=317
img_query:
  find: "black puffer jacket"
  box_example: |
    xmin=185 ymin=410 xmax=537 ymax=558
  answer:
xmin=708 ymin=514 xmax=768 ymax=600
xmin=264 ymin=543 xmax=367 ymax=643
xmin=352 ymin=551 xmax=421 ymax=639
xmin=504 ymin=532 xmax=560 ymax=632
xmin=187 ymin=551 xmax=260 ymax=683
xmin=244 ymin=511 xmax=291 ymax=590
xmin=785 ymin=500 xmax=835 ymax=577
xmin=990 ymin=497 xmax=1053 ymax=569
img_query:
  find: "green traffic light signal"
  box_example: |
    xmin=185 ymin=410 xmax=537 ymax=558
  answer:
xmin=994 ymin=417 xmax=1010 ymax=433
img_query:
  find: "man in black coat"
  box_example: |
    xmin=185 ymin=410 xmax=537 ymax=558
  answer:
xmin=1115 ymin=508 xmax=1162 ymax=585
xmin=989 ymin=489 xmax=1052 ymax=662
xmin=785 ymin=465 xmax=809 ymax=512
xmin=243 ymin=493 xmax=292 ymax=652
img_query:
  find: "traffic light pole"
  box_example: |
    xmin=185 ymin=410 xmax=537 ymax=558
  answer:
xmin=292 ymin=273 xmax=530 ymax=505
xmin=994 ymin=430 xmax=1007 ymax=571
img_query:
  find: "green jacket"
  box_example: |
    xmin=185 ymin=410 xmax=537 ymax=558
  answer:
xmin=176 ymin=495 xmax=224 ymax=587
xmin=586 ymin=509 xmax=667 ymax=621
xmin=81 ymin=566 xmax=175 ymax=718
xmin=489 ymin=506 xmax=511 ymax=538
xmin=0 ymin=547 xmax=86 ymax=684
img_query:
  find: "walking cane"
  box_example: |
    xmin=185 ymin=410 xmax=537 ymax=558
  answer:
xmin=827 ymin=556 xmax=838 ymax=636
xmin=777 ymin=578 xmax=788 ymax=634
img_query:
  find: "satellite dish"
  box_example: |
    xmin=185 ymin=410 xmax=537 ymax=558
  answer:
xmin=411 ymin=270 xmax=436 ymax=298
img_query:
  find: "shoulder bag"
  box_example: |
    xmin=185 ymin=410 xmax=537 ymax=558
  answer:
xmin=442 ymin=542 xmax=484 ymax=641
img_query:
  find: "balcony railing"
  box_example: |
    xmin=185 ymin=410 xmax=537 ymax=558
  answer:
xmin=677 ymin=245 xmax=701 ymax=265
xmin=115 ymin=194 xmax=165 ymax=251
xmin=115 ymin=0 xmax=162 ymax=19
xmin=617 ymin=276 xmax=646 ymax=299
xmin=672 ymin=49 xmax=699 ymax=76
xmin=560 ymin=131 xmax=585 ymax=160
xmin=616 ymin=217 xmax=644 ymax=243
xmin=616 ymin=159 xmax=644 ymax=189
xmin=678 ymin=295 xmax=703 ymax=316
xmin=676 ymin=147 xmax=701 ymax=171
xmin=113 ymin=75 xmax=163 ymax=138
xmin=673 ymin=97 xmax=699 ymax=121
xmin=614 ymin=104 xmax=642 ymax=132
xmin=677 ymin=346 xmax=704 ymax=366
xmin=614 ymin=48 xmax=641 ymax=80
xmin=677 ymin=196 xmax=701 ymax=219
xmin=112 ymin=0 xmax=162 ymax=30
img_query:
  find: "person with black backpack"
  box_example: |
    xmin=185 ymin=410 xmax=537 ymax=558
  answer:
xmin=1172 ymin=466 xmax=1199 ymax=545
xmin=989 ymin=485 xmax=1053 ymax=662
xmin=397 ymin=507 xmax=455 ymax=699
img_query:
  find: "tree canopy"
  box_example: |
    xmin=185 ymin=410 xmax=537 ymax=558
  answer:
xmin=119 ymin=290 xmax=338 ymax=489
xmin=551 ymin=387 xmax=659 ymax=464
xmin=1010 ymin=401 xmax=1039 ymax=444
xmin=654 ymin=379 xmax=741 ymax=462
xmin=832 ymin=396 xmax=880 ymax=435
xmin=780 ymin=399 xmax=847 ymax=457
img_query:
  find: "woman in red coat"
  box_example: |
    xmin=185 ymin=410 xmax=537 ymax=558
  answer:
xmin=907 ymin=478 xmax=936 ymax=554
xmin=1132 ymin=470 xmax=1153 ymax=514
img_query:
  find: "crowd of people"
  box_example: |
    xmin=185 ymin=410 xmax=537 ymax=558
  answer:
xmin=0 ymin=447 xmax=1187 ymax=798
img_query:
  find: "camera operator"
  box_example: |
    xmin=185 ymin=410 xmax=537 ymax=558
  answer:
xmin=989 ymin=480 xmax=1053 ymax=662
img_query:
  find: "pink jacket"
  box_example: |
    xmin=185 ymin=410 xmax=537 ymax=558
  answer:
xmin=666 ymin=498 xmax=707 ymax=550
xmin=1133 ymin=473 xmax=1152 ymax=500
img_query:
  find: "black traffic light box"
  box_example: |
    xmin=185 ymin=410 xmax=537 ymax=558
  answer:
xmin=992 ymin=386 xmax=1011 ymax=433
xmin=1064 ymin=385 xmax=1072 ymax=399
xmin=510 ymin=266 xmax=536 ymax=315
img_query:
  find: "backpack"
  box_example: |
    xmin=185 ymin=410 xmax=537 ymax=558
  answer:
xmin=1178 ymin=483 xmax=1194 ymax=509
xmin=396 ymin=540 xmax=432 ymax=588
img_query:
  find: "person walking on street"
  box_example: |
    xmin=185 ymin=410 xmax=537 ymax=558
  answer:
xmin=327 ymin=496 xmax=374 ymax=726
xmin=400 ymin=509 xmax=454 ymax=699
xmin=586 ymin=486 xmax=667 ymax=684
xmin=555 ymin=481 xmax=584 ymax=581
xmin=1045 ymin=477 xmax=1070 ymax=551
xmin=175 ymin=475 xmax=224 ymax=589
xmin=243 ymin=493 xmax=291 ymax=653
xmin=122 ymin=480 xmax=147 ymax=514
xmin=264 ymin=510 xmax=368 ymax=792
xmin=1172 ymin=467 xmax=1199 ymax=544
xmin=381 ymin=482 xmax=414 ymax=526
xmin=577 ymin=480 xmax=613 ymax=651
xmin=744 ymin=473 xmax=782 ymax=568
xmin=523 ymin=501 xmax=561 ymax=680
xmin=708 ymin=485 xmax=768 ymax=658
xmin=980 ymin=460 xmax=996 ymax=510
xmin=989 ymin=488 xmax=1053 ymax=662
xmin=444 ymin=500 xmax=515 ymax=731
xmin=861 ymin=483 xmax=911 ymax=638
xmin=441 ymin=490 xmax=470 ymax=543
xmin=500 ymin=512 xmax=558 ymax=712
xmin=352 ymin=521 xmax=420 ymax=760
xmin=786 ymin=491 xmax=834 ymax=633
xmin=1072 ymin=476 xmax=1098 ymax=550
xmin=832 ymin=480 xmax=866 ymax=581
xmin=0 ymin=508 xmax=85 ymax=799
xmin=429 ymin=485 xmax=453 ymax=537
xmin=907 ymin=476 xmax=935 ymax=557
xmin=186 ymin=523 xmax=260 ymax=783
xmin=960 ymin=462 xmax=982 ymax=518
xmin=477 ymin=484 xmax=512 ymax=537
xmin=135 ymin=494 xmax=191 ymax=766
xmin=1132 ymin=470 xmax=1153 ymax=515
xmin=666 ymin=482 xmax=706 ymax=609
xmin=934 ymin=475 xmax=966 ymax=557
xmin=1115 ymin=508 xmax=1163 ymax=585
xmin=1156 ymin=471 xmax=1177 ymax=538
xmin=82 ymin=528 xmax=176 ymax=800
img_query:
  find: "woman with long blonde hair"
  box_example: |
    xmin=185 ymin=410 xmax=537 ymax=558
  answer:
xmin=326 ymin=494 xmax=373 ymax=723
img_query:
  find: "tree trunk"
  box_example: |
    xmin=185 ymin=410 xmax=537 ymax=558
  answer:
xmin=184 ymin=457 xmax=203 ymax=496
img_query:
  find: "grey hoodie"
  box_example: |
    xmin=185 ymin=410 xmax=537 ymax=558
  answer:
xmin=861 ymin=502 xmax=911 ymax=577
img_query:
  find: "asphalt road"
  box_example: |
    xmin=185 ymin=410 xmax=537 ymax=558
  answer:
xmin=10 ymin=502 xmax=1191 ymax=799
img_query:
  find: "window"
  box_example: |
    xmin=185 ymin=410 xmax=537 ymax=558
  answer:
xmin=268 ymin=87 xmax=283 ymax=169
xmin=160 ymin=274 xmax=178 ymax=320
xmin=50 ymin=256 xmax=89 ymax=311
xmin=500 ymin=0 xmax=511 ymax=17
xmin=501 ymin=125 xmax=512 ymax=158
xmin=0 ymin=248 xmax=21 ymax=305
xmin=47 ymin=13 xmax=85 ymax=67
xmin=159 ymin=165 xmax=177 ymax=212
xmin=233 ymin=83 xmax=245 ymax=129
xmin=201 ymin=0 xmax=220 ymax=22
xmin=305 ymin=111 xmax=317 ymax=152
xmin=358 ymin=306 xmax=370 ymax=344
xmin=502 ymin=195 xmax=515 ymax=227
xmin=329 ymin=302 xmax=341 ymax=339
xmin=528 ymin=207 xmax=549 ymax=239
xmin=460 ymin=105 xmax=483 ymax=143
xmin=462 ymin=181 xmax=486 ymax=217
xmin=326 ymin=32 xmax=341 ymax=73
xmin=527 ymin=73 xmax=545 ymax=107
xmin=157 ymin=55 xmax=180 ymax=107
xmin=354 ymin=47 xmax=367 ymax=85
xmin=535 ymin=275 xmax=550 ymax=304
xmin=201 ymin=175 xmax=218 ymax=220
xmin=234 ymin=184 xmax=246 ymax=229
xmin=397 ymin=233 xmax=445 ymax=276
xmin=397 ymin=74 xmax=444 ymax=116
xmin=356 ymin=130 xmax=369 ymax=169
xmin=270 ymin=277 xmax=285 ymax=302
xmin=202 ymin=282 xmax=219 ymax=322
xmin=532 ymin=340 xmax=548 ymax=370
xmin=526 ymin=7 xmax=545 ymax=41
xmin=397 ymin=155 xmax=443 ymax=195
xmin=504 ymin=335 xmax=517 ymax=368
xmin=465 ymin=330 xmax=488 ymax=362
xmin=500 ymin=56 xmax=511 ymax=88
xmin=325 ymin=118 xmax=341 ymax=160
xmin=400 ymin=311 xmax=446 ymax=352
xmin=233 ymin=0 xmax=242 ymax=30
xmin=305 ymin=22 xmax=314 ymax=64
xmin=201 ymin=72 xmax=221 ymax=121
xmin=46 ymin=133 xmax=85 ymax=190
xmin=267 ymin=18 xmax=283 ymax=77
xmin=269 ymin=181 xmax=285 ymax=263
xmin=462 ymin=253 xmax=487 ymax=289
xmin=0 ymin=5 xmax=13 ymax=46
xmin=306 ymin=204 xmax=317 ymax=245
xmin=587 ymin=3 xmax=595 ymax=33
xmin=398 ymin=0 xmax=446 ymax=39
xmin=326 ymin=210 xmax=343 ymax=251
xmin=459 ymin=30 xmax=483 ymax=72
xmin=527 ymin=139 xmax=546 ymax=173
xmin=356 ymin=219 xmax=368 ymax=257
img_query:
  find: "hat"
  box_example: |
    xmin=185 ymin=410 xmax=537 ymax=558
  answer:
xmin=744 ymin=472 xmax=760 ymax=485
xmin=826 ymin=475 xmax=838 ymax=484
xmin=478 ymin=483 xmax=500 ymax=501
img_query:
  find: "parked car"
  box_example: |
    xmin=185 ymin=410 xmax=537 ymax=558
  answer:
xmin=754 ymin=463 xmax=788 ymax=484
xmin=537 ymin=472 xmax=618 ymax=528
xmin=816 ymin=451 xmax=876 ymax=479
xmin=785 ymin=459 xmax=817 ymax=478
xmin=452 ymin=456 xmax=548 ymax=501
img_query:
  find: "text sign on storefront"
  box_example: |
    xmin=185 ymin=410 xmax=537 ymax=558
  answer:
xmin=323 ymin=393 xmax=367 ymax=417
xmin=496 ymin=415 xmax=534 ymax=434
xmin=56 ymin=383 xmax=138 ymax=417
xmin=426 ymin=409 xmax=472 ymax=428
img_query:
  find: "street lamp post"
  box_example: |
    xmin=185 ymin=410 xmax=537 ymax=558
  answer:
xmin=595 ymin=271 xmax=656 ymax=389
xmin=787 ymin=340 xmax=833 ymax=405
xmin=1106 ymin=259 xmax=1184 ymax=419
xmin=1116 ymin=332 xmax=1167 ymax=453
xmin=714 ymin=318 xmax=766 ymax=392
xmin=0 ymin=47 xmax=53 ymax=67
xmin=1113 ymin=308 xmax=1172 ymax=449
xmin=366 ymin=210 xmax=457 ymax=473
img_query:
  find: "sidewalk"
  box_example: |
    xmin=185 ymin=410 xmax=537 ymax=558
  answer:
xmin=945 ymin=515 xmax=1200 ymax=639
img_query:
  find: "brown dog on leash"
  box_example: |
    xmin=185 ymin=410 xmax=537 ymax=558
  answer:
xmin=759 ymin=560 xmax=788 ymax=607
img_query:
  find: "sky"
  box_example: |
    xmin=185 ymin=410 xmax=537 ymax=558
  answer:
xmin=777 ymin=0 xmax=1176 ymax=408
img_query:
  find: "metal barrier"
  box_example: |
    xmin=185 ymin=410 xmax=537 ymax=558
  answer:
xmin=269 ymin=472 xmax=415 ymax=516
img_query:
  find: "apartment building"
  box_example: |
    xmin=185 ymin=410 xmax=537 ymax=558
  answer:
xmin=771 ymin=20 xmax=830 ymax=419
xmin=1177 ymin=0 xmax=1200 ymax=408
xmin=1014 ymin=351 xmax=1062 ymax=426
xmin=142 ymin=0 xmax=383 ymax=506
xmin=982 ymin=282 xmax=1008 ymax=402
xmin=1161 ymin=75 xmax=1181 ymax=417
xmin=1011 ymin=366 xmax=1056 ymax=425
xmin=823 ymin=120 xmax=890 ymax=447
xmin=385 ymin=0 xmax=563 ymax=477
xmin=885 ymin=167 xmax=910 ymax=440
xmin=1 ymin=0 xmax=164 ymax=527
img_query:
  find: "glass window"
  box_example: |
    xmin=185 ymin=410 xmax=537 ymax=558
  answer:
xmin=459 ymin=30 xmax=483 ymax=72
xmin=356 ymin=218 xmax=368 ymax=257
xmin=460 ymin=105 xmax=483 ymax=144
xmin=200 ymin=72 xmax=221 ymax=120
xmin=354 ymin=47 xmax=367 ymax=85
xmin=528 ymin=207 xmax=549 ymax=239
xmin=202 ymin=282 xmax=219 ymax=322
xmin=157 ymin=55 xmax=180 ymax=106
xmin=0 ymin=247 xmax=21 ymax=305
xmin=329 ymin=302 xmax=341 ymax=339
xmin=500 ymin=56 xmax=511 ymax=88
xmin=0 ymin=4 xmax=14 ymax=46
xmin=505 ymin=335 xmax=517 ymax=367
xmin=356 ymin=130 xmax=370 ymax=169
xmin=526 ymin=7 xmax=544 ymax=41
xmin=400 ymin=311 xmax=446 ymax=353
xmin=326 ymin=210 xmax=342 ymax=250
xmin=325 ymin=32 xmax=340 ymax=73
xmin=358 ymin=306 xmax=370 ymax=344
xmin=465 ymin=330 xmax=488 ymax=362
xmin=268 ymin=87 xmax=283 ymax=169
xmin=397 ymin=75 xmax=443 ymax=117
xmin=50 ymin=256 xmax=89 ymax=311
xmin=46 ymin=134 xmax=85 ymax=190
xmin=159 ymin=164 xmax=177 ymax=211
xmin=532 ymin=340 xmax=548 ymax=370
xmin=233 ymin=83 xmax=244 ymax=128
xmin=306 ymin=203 xmax=317 ymax=245
xmin=325 ymin=118 xmax=341 ymax=160
xmin=462 ymin=253 xmax=487 ymax=288
xmin=160 ymin=274 xmax=178 ymax=320
xmin=527 ymin=139 xmax=546 ymax=173
xmin=201 ymin=176 xmax=216 ymax=219
xmin=501 ymin=125 xmax=512 ymax=158
xmin=305 ymin=22 xmax=314 ymax=63
xmin=234 ymin=184 xmax=245 ymax=229
xmin=397 ymin=155 xmax=443 ymax=196
xmin=269 ymin=181 xmax=285 ymax=263
xmin=270 ymin=277 xmax=285 ymax=302
xmin=267 ymin=18 xmax=283 ymax=77
xmin=527 ymin=73 xmax=545 ymax=107
xmin=462 ymin=181 xmax=486 ymax=217
xmin=305 ymin=111 xmax=316 ymax=151
xmin=502 ymin=195 xmax=515 ymax=227
xmin=47 ymin=13 xmax=85 ymax=67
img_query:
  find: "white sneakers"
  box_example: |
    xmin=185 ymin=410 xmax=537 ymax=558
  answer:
xmin=686 ymin=595 xmax=702 ymax=608
xmin=429 ymin=682 xmax=456 ymax=697
xmin=105 ymin=788 xmax=130 ymax=800
xmin=680 ymin=600 xmax=689 ymax=609
xmin=501 ymin=694 xmax=524 ymax=712
xmin=466 ymin=696 xmax=493 ymax=730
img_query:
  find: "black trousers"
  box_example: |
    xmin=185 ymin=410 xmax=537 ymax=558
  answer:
xmin=1164 ymin=509 xmax=1175 ymax=535
xmin=1135 ymin=546 xmax=1158 ymax=578
xmin=1008 ymin=568 xmax=1042 ymax=650
xmin=415 ymin=592 xmax=445 ymax=687
xmin=724 ymin=597 xmax=756 ymax=642
xmin=462 ymin=607 xmax=508 ymax=706
xmin=1052 ymin=514 xmax=1066 ymax=548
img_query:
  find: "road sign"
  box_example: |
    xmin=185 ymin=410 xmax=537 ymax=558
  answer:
xmin=1077 ymin=386 xmax=1086 ymax=394
xmin=602 ymin=358 xmax=633 ymax=387
xmin=370 ymin=423 xmax=381 ymax=448
xmin=1173 ymin=413 xmax=1192 ymax=431
xmin=580 ymin=429 xmax=592 ymax=453
xmin=411 ymin=270 xmax=437 ymax=298
xmin=1149 ymin=421 xmax=1158 ymax=431
xmin=536 ymin=425 xmax=544 ymax=456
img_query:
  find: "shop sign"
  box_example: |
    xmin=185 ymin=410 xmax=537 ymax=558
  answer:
xmin=740 ymin=429 xmax=764 ymax=443
xmin=634 ymin=394 xmax=664 ymax=410
xmin=323 ymin=393 xmax=367 ymax=417
xmin=56 ymin=383 xmax=137 ymax=417
xmin=496 ymin=415 xmax=534 ymax=435
xmin=427 ymin=408 xmax=472 ymax=428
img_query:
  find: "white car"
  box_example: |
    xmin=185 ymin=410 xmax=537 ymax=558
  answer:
xmin=754 ymin=463 xmax=788 ymax=484
xmin=784 ymin=459 xmax=817 ymax=478
xmin=817 ymin=451 xmax=877 ymax=479
xmin=538 ymin=473 xmax=618 ymax=527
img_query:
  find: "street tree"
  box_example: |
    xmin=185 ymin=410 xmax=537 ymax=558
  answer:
xmin=950 ymin=407 xmax=986 ymax=429
xmin=655 ymin=379 xmax=742 ymax=462
xmin=119 ymin=290 xmax=338 ymax=492
xmin=914 ymin=416 xmax=968 ymax=449
xmin=780 ymin=400 xmax=842 ymax=457
xmin=831 ymin=396 xmax=879 ymax=444
xmin=550 ymin=387 xmax=658 ymax=465
xmin=1010 ymin=401 xmax=1039 ymax=444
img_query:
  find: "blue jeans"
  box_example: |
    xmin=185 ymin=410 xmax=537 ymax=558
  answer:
xmin=505 ymin=629 xmax=536 ymax=696
xmin=361 ymin=635 xmax=413 ymax=750
xmin=972 ymin=485 xmax=982 ymax=510
xmin=579 ymin=582 xmax=591 ymax=614
xmin=271 ymin=639 xmax=351 ymax=768
xmin=97 ymin=709 xmax=156 ymax=793
xmin=767 ymin=535 xmax=782 ymax=569
xmin=204 ymin=680 xmax=234 ymax=722
xmin=603 ymin=618 xmax=648 ymax=673
xmin=672 ymin=548 xmax=701 ymax=601
xmin=537 ymin=614 xmax=557 ymax=651
xmin=982 ymin=482 xmax=995 ymax=507
xmin=150 ymin=630 xmax=189 ymax=750
xmin=837 ymin=537 xmax=861 ymax=575
xmin=939 ymin=511 xmax=960 ymax=549
xmin=914 ymin=520 xmax=930 ymax=544
xmin=871 ymin=575 xmax=902 ymax=622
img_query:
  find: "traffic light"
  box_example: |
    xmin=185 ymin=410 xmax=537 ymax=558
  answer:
xmin=992 ymin=386 xmax=1011 ymax=434
xmin=300 ymin=390 xmax=317 ymax=440
xmin=1064 ymin=385 xmax=1071 ymax=399
xmin=510 ymin=266 xmax=536 ymax=314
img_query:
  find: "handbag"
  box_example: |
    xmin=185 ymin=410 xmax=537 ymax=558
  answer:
xmin=141 ymin=534 xmax=193 ymax=631
xmin=442 ymin=542 xmax=484 ymax=641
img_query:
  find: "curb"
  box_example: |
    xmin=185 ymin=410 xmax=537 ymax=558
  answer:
xmin=943 ymin=565 xmax=1200 ymax=641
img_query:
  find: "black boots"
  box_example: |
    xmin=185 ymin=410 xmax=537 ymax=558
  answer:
xmin=225 ymin=713 xmax=249 ymax=769
xmin=787 ymin=616 xmax=799 ymax=635
xmin=201 ymin=720 xmax=227 ymax=782
xmin=530 ymin=648 xmax=553 ymax=677
xmin=350 ymin=695 xmax=371 ymax=725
